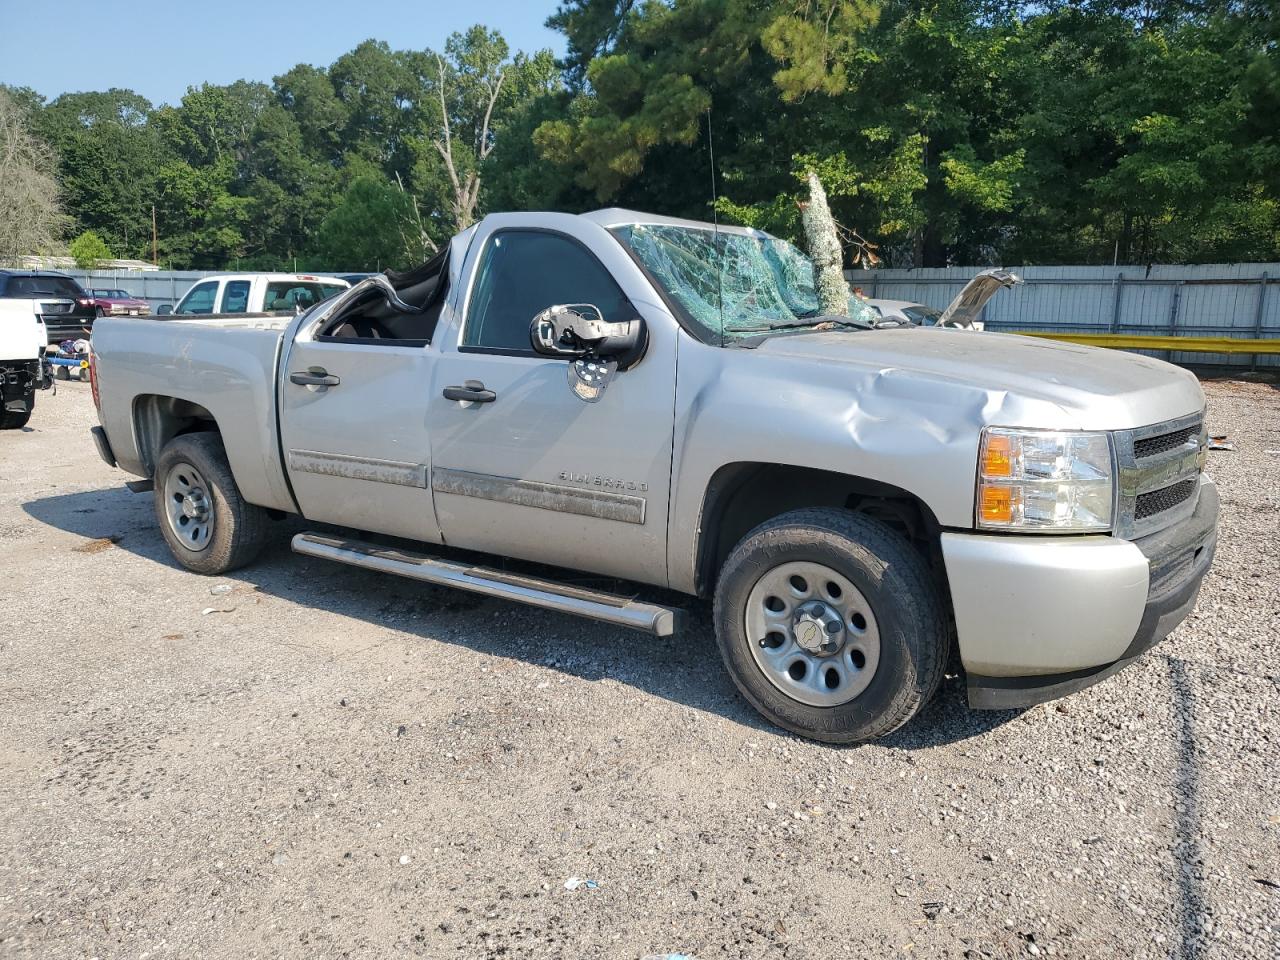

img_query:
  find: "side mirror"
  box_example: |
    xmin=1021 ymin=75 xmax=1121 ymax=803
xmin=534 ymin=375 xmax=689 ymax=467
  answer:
xmin=530 ymin=304 xmax=643 ymax=363
xmin=530 ymin=304 xmax=647 ymax=403
xmin=156 ymin=304 xmax=173 ymax=316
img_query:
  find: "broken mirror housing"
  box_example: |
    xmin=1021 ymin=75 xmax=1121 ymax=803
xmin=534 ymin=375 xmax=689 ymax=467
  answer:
xmin=530 ymin=304 xmax=644 ymax=361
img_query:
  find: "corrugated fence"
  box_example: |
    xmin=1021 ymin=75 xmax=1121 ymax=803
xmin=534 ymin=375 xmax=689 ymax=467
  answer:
xmin=61 ymin=263 xmax=1280 ymax=368
xmin=846 ymin=263 xmax=1279 ymax=368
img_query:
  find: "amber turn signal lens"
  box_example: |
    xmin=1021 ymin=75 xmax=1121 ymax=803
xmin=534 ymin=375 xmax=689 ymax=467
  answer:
xmin=982 ymin=433 xmax=1013 ymax=477
xmin=980 ymin=485 xmax=1014 ymax=523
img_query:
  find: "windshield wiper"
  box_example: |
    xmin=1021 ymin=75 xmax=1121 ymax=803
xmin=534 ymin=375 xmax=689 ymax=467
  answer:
xmin=728 ymin=315 xmax=876 ymax=333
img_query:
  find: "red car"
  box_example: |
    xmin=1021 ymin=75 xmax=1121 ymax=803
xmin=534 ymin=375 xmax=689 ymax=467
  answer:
xmin=88 ymin=288 xmax=151 ymax=317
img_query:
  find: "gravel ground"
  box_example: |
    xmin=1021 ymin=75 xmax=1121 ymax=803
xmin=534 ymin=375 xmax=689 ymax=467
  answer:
xmin=0 ymin=378 xmax=1277 ymax=960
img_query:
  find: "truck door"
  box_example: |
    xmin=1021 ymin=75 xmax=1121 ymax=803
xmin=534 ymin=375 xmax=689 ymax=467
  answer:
xmin=426 ymin=218 xmax=677 ymax=588
xmin=277 ymin=294 xmax=443 ymax=545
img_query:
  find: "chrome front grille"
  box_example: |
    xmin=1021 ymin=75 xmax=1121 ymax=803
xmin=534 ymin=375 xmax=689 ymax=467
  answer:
xmin=1134 ymin=421 xmax=1201 ymax=459
xmin=1113 ymin=410 xmax=1207 ymax=540
xmin=1135 ymin=478 xmax=1198 ymax=519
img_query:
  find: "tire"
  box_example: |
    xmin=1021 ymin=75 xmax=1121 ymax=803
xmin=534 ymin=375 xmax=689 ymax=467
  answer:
xmin=0 ymin=406 xmax=32 ymax=430
xmin=154 ymin=432 xmax=268 ymax=574
xmin=713 ymin=508 xmax=947 ymax=744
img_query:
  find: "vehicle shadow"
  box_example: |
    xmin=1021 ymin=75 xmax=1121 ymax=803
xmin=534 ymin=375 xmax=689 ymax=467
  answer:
xmin=22 ymin=485 xmax=1021 ymax=750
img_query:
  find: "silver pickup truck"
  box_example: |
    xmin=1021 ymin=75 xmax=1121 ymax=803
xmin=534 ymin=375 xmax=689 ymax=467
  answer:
xmin=88 ymin=209 xmax=1218 ymax=743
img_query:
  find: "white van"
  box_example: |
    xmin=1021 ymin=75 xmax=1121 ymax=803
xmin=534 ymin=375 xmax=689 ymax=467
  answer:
xmin=162 ymin=274 xmax=350 ymax=317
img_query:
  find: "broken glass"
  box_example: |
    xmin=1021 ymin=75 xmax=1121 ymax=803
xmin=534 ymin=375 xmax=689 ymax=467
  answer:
xmin=612 ymin=223 xmax=879 ymax=342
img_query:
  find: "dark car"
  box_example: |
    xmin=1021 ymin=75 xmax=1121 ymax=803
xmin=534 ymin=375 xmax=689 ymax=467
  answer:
xmin=0 ymin=271 xmax=96 ymax=343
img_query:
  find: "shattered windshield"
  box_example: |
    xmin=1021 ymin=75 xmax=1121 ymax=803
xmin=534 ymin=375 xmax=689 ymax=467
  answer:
xmin=611 ymin=223 xmax=879 ymax=343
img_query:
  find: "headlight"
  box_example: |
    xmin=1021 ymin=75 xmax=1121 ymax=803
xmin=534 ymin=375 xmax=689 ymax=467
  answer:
xmin=976 ymin=428 xmax=1113 ymax=531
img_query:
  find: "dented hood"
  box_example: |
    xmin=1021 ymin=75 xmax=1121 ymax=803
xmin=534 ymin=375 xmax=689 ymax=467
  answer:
xmin=754 ymin=326 xmax=1204 ymax=430
xmin=937 ymin=268 xmax=1021 ymax=327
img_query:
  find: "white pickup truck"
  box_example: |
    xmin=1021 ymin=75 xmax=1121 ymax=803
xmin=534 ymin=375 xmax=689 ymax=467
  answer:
xmin=158 ymin=274 xmax=349 ymax=317
xmin=88 ymin=209 xmax=1218 ymax=743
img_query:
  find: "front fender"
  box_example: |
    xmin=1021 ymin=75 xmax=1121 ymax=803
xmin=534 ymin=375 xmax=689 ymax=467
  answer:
xmin=665 ymin=336 xmax=1068 ymax=594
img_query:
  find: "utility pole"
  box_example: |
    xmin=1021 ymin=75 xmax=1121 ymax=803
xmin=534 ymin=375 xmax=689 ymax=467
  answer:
xmin=151 ymin=205 xmax=158 ymax=265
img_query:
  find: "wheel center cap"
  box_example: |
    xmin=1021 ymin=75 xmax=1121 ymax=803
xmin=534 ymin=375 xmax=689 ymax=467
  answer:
xmin=793 ymin=601 xmax=844 ymax=656
xmin=182 ymin=492 xmax=208 ymax=520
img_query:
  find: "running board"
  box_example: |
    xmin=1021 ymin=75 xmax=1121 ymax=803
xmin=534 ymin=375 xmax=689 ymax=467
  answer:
xmin=291 ymin=532 xmax=682 ymax=636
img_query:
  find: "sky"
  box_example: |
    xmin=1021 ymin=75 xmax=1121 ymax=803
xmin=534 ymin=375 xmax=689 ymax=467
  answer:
xmin=0 ymin=0 xmax=566 ymax=107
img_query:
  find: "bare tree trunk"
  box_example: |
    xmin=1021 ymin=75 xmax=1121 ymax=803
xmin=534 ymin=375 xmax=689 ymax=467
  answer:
xmin=0 ymin=89 xmax=68 ymax=260
xmin=432 ymin=55 xmax=505 ymax=233
xmin=801 ymin=171 xmax=849 ymax=317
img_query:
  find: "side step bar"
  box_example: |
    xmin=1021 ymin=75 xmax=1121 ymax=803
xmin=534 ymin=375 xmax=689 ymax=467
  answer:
xmin=291 ymin=532 xmax=682 ymax=636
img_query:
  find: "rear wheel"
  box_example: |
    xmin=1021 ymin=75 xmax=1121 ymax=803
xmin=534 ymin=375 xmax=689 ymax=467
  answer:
xmin=154 ymin=433 xmax=268 ymax=574
xmin=713 ymin=508 xmax=947 ymax=744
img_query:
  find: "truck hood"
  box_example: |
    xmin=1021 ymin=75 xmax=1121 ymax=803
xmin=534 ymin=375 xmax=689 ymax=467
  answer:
xmin=754 ymin=326 xmax=1204 ymax=430
xmin=937 ymin=268 xmax=1020 ymax=327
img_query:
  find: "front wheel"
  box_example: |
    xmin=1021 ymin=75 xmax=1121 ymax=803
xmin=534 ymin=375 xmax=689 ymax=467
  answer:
xmin=154 ymin=432 xmax=268 ymax=574
xmin=713 ymin=508 xmax=948 ymax=744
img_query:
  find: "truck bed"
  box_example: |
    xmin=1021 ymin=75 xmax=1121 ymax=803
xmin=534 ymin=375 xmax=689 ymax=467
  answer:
xmin=91 ymin=314 xmax=297 ymax=513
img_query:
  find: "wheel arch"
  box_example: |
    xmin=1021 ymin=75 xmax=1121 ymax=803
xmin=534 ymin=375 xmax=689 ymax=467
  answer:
xmin=132 ymin=393 xmax=221 ymax=477
xmin=692 ymin=461 xmax=947 ymax=598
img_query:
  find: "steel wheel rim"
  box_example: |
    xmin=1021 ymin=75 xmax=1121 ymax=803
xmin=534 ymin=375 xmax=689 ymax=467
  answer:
xmin=163 ymin=461 xmax=215 ymax=552
xmin=744 ymin=560 xmax=881 ymax=707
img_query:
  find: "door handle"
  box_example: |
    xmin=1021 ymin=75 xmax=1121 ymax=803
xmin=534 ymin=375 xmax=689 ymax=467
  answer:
xmin=290 ymin=370 xmax=341 ymax=387
xmin=443 ymin=380 xmax=496 ymax=404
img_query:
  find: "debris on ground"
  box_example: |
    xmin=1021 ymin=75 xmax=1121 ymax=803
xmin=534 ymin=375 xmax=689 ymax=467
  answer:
xmin=210 ymin=584 xmax=233 ymax=596
xmin=564 ymin=877 xmax=599 ymax=891
xmin=201 ymin=607 xmax=235 ymax=615
xmin=1208 ymin=434 xmax=1235 ymax=451
xmin=72 ymin=535 xmax=121 ymax=554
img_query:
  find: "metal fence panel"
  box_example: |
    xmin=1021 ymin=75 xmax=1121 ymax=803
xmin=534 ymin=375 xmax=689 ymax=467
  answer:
xmin=42 ymin=263 xmax=1280 ymax=369
xmin=65 ymin=269 xmax=218 ymax=311
xmin=846 ymin=263 xmax=1280 ymax=368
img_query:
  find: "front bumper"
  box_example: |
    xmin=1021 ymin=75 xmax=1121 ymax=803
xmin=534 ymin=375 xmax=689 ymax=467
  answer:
xmin=942 ymin=479 xmax=1218 ymax=710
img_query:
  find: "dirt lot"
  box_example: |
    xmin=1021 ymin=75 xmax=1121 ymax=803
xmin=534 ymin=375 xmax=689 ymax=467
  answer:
xmin=1 ymin=378 xmax=1277 ymax=959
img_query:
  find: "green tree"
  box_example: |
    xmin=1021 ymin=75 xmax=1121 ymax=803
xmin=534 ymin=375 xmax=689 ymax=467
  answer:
xmin=34 ymin=89 xmax=166 ymax=258
xmin=307 ymin=174 xmax=433 ymax=270
xmin=68 ymin=229 xmax=113 ymax=267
